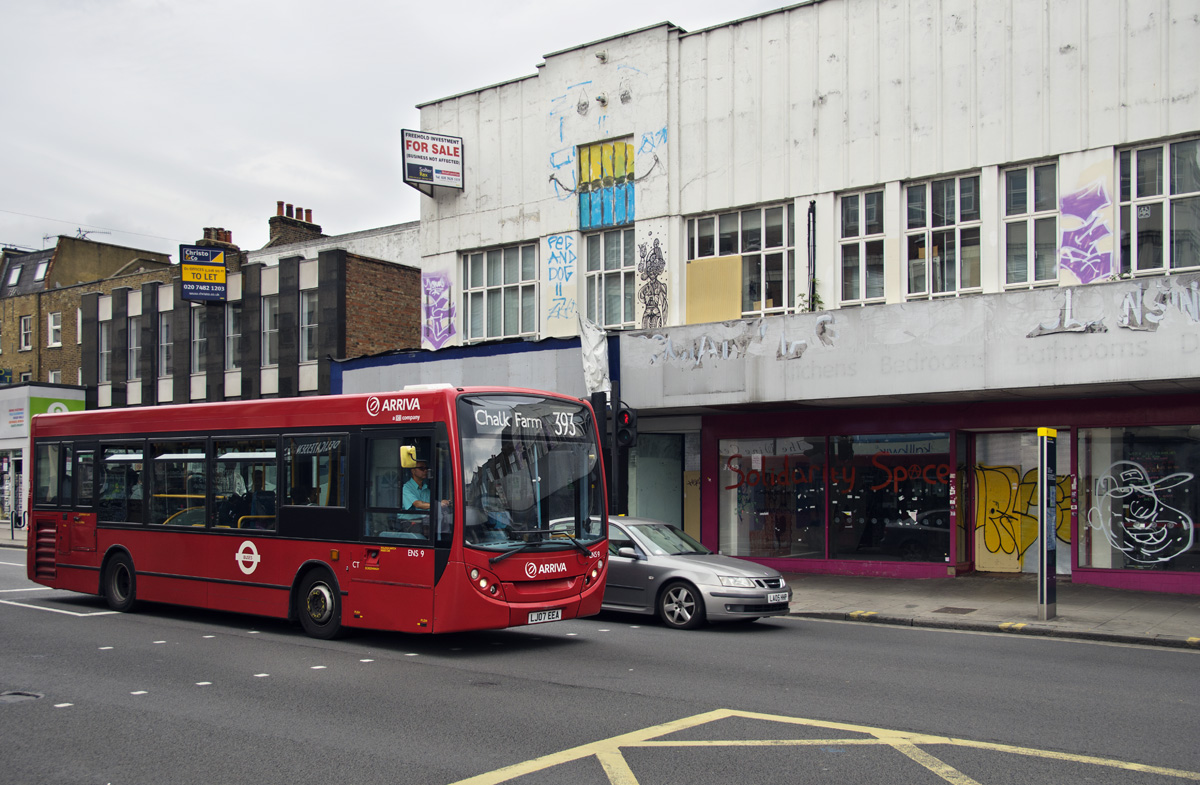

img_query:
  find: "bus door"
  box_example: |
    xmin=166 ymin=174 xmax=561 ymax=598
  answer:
xmin=353 ymin=430 xmax=445 ymax=632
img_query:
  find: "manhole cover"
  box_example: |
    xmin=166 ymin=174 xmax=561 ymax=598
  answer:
xmin=0 ymin=691 xmax=43 ymax=704
xmin=933 ymin=607 xmax=977 ymax=615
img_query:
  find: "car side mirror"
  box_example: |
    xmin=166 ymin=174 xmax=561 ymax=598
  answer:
xmin=617 ymin=546 xmax=639 ymax=559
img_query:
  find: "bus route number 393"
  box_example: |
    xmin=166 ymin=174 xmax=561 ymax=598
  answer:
xmin=552 ymin=411 xmax=579 ymax=437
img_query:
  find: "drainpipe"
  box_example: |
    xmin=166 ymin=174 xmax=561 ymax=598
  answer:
xmin=807 ymin=200 xmax=817 ymax=311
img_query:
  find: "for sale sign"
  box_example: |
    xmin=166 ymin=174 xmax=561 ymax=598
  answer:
xmin=402 ymin=129 xmax=464 ymax=191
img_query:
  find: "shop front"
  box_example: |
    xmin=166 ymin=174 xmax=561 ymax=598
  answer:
xmin=702 ymin=396 xmax=1199 ymax=593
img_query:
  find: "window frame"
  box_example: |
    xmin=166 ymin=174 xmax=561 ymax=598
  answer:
xmin=584 ymin=228 xmax=636 ymax=329
xmin=127 ymin=314 xmax=142 ymax=381
xmin=157 ymin=312 xmax=173 ymax=379
xmin=224 ymin=302 xmax=242 ymax=372
xmin=262 ymin=295 xmax=280 ymax=366
xmin=838 ymin=190 xmax=886 ymax=305
xmin=460 ymin=243 xmax=539 ymax=343
xmin=685 ymin=203 xmax=798 ymax=317
xmin=19 ymin=315 xmax=33 ymax=351
xmin=904 ymin=173 xmax=983 ymax=299
xmin=190 ymin=305 xmax=207 ymax=375
xmin=47 ymin=311 xmax=62 ymax=347
xmin=98 ymin=321 xmax=112 ymax=383
xmin=1003 ymin=163 xmax=1059 ymax=287
xmin=1119 ymin=137 xmax=1200 ymax=274
xmin=299 ymin=290 xmax=318 ymax=363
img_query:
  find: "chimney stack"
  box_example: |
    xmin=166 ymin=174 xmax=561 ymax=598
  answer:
xmin=277 ymin=201 xmax=285 ymax=216
xmin=304 ymin=208 xmax=312 ymax=223
xmin=286 ymin=204 xmax=294 ymax=218
xmin=267 ymin=199 xmax=325 ymax=247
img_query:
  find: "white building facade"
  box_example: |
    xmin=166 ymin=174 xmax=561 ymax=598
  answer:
xmin=394 ymin=0 xmax=1200 ymax=592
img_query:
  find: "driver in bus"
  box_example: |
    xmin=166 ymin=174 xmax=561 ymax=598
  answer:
xmin=403 ymin=461 xmax=432 ymax=512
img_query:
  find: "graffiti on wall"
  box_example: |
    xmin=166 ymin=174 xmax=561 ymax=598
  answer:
xmin=974 ymin=464 xmax=1070 ymax=572
xmin=1085 ymin=461 xmax=1195 ymax=565
xmin=547 ymin=234 xmax=577 ymax=321
xmin=1058 ymin=179 xmax=1113 ymax=284
xmin=1027 ymin=276 xmax=1200 ymax=338
xmin=644 ymin=315 xmax=838 ymax=368
xmin=577 ymin=140 xmax=636 ymax=231
xmin=421 ymin=271 xmax=455 ymax=349
xmin=637 ymin=236 xmax=667 ymax=329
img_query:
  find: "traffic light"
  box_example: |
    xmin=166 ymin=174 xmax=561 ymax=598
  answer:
xmin=614 ymin=405 xmax=638 ymax=448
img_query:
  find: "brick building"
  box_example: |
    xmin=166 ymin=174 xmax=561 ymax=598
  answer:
xmin=80 ymin=203 xmax=423 ymax=406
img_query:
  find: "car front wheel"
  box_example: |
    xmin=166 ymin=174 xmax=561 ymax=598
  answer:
xmin=658 ymin=581 xmax=704 ymax=630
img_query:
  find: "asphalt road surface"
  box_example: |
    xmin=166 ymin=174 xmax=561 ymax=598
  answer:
xmin=3 ymin=553 xmax=1199 ymax=785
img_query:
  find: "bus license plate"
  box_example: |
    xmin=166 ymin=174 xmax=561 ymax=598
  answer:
xmin=767 ymin=592 xmax=789 ymax=604
xmin=528 ymin=609 xmax=562 ymax=625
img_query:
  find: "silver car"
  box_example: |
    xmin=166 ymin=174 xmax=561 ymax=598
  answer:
xmin=602 ymin=517 xmax=793 ymax=629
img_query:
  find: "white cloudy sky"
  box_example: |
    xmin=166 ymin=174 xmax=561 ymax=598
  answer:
xmin=2 ymin=0 xmax=785 ymax=259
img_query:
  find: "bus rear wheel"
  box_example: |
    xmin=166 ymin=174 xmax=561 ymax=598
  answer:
xmin=297 ymin=569 xmax=343 ymax=639
xmin=103 ymin=553 xmax=137 ymax=613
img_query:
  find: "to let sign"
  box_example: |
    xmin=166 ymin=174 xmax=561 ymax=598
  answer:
xmin=179 ymin=246 xmax=227 ymax=302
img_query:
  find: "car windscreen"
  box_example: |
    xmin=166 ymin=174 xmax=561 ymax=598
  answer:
xmin=630 ymin=523 xmax=711 ymax=556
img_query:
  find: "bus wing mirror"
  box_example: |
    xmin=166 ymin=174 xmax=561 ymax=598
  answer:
xmin=400 ymin=445 xmax=419 ymax=468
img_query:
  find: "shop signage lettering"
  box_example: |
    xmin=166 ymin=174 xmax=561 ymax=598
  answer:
xmin=724 ymin=452 xmax=951 ymax=493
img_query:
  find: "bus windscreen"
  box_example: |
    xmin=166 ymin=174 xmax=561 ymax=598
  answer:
xmin=457 ymin=395 xmax=604 ymax=550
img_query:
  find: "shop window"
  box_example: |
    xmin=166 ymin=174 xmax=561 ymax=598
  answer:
xmin=1119 ymin=139 xmax=1200 ymax=273
xmin=839 ymin=190 xmax=885 ymax=304
xmin=585 ymin=228 xmax=635 ymax=328
xmin=461 ymin=244 xmax=538 ymax=342
xmin=1004 ymin=163 xmax=1059 ymax=286
xmin=905 ymin=174 xmax=982 ymax=298
xmin=1078 ymin=425 xmax=1199 ymax=571
xmin=578 ymin=139 xmax=635 ymax=231
xmin=718 ymin=437 xmax=827 ymax=559
xmin=686 ymin=203 xmax=798 ymax=316
xmin=827 ymin=434 xmax=952 ymax=562
xmin=974 ymin=432 xmax=1071 ymax=574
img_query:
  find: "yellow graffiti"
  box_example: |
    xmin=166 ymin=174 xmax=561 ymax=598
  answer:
xmin=974 ymin=465 xmax=1071 ymax=572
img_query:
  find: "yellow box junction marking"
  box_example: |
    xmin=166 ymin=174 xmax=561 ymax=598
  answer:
xmin=448 ymin=708 xmax=1200 ymax=785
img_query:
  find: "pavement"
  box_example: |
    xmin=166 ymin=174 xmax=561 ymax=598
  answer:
xmin=4 ymin=524 xmax=1198 ymax=649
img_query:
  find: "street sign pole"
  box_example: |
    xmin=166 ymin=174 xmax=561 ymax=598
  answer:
xmin=1038 ymin=427 xmax=1057 ymax=621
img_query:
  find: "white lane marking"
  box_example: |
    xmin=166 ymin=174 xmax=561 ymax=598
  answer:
xmin=99 ymin=646 xmax=113 ymax=650
xmin=0 ymin=599 xmax=117 ymax=617
xmin=311 ymin=665 xmax=326 ymax=670
xmin=254 ymin=673 xmax=269 ymax=678
xmin=360 ymin=659 xmax=374 ymax=663
xmin=54 ymin=703 xmax=72 ymax=708
xmin=405 ymin=653 xmax=418 ymax=657
xmin=0 ymin=587 xmax=45 ymax=593
xmin=0 ymin=561 xmax=27 ymax=567
xmin=195 ymin=682 xmax=212 ymax=687
xmin=203 ymin=635 xmax=215 ymax=639
xmin=130 ymin=691 xmax=147 ymax=695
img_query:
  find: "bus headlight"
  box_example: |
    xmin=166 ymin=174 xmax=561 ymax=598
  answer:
xmin=470 ymin=568 xmax=480 ymax=581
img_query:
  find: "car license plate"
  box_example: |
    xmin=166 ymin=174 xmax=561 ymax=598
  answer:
xmin=528 ymin=609 xmax=562 ymax=624
xmin=767 ymin=592 xmax=789 ymax=604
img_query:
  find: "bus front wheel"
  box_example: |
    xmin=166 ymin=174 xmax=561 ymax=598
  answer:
xmin=297 ymin=569 xmax=343 ymax=639
xmin=103 ymin=553 xmax=138 ymax=613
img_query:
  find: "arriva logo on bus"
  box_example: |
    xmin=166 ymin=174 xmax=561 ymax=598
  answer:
xmin=366 ymin=396 xmax=421 ymax=417
xmin=525 ymin=562 xmax=567 ymax=578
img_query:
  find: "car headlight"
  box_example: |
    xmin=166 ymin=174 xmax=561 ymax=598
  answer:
xmin=718 ymin=575 xmax=756 ymax=588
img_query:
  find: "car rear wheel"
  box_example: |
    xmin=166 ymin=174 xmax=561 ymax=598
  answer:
xmin=658 ymin=581 xmax=704 ymax=630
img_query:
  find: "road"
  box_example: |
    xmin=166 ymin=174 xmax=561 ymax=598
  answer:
xmin=2 ymin=551 xmax=1199 ymax=785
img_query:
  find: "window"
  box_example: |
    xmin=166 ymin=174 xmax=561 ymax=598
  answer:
xmin=47 ymin=312 xmax=62 ymax=347
xmin=1078 ymin=425 xmax=1199 ymax=571
xmin=190 ymin=306 xmax=207 ymax=374
xmin=905 ymin=174 xmax=982 ymax=297
xmin=224 ymin=302 xmax=242 ymax=371
xmin=34 ymin=442 xmax=62 ymax=505
xmin=461 ymin=244 xmax=538 ymax=341
xmin=299 ymin=290 xmax=318 ymax=363
xmin=262 ymin=295 xmax=279 ymax=365
xmin=212 ymin=437 xmax=277 ymax=530
xmin=127 ymin=315 xmax=141 ymax=380
xmin=98 ymin=444 xmax=144 ymax=524
xmin=34 ymin=261 xmax=49 ymax=282
xmin=19 ymin=372 xmax=31 ymax=382
xmin=77 ymin=307 xmax=82 ymax=344
xmin=157 ymin=312 xmax=173 ymax=378
xmin=48 ymin=370 xmax=61 ymax=384
xmin=19 ymin=315 xmax=32 ymax=350
xmin=149 ymin=440 xmax=206 ymax=526
xmin=6 ymin=266 xmax=21 ymax=286
xmin=577 ymin=138 xmax=635 ymax=231
xmin=840 ymin=190 xmax=885 ymax=303
xmin=686 ymin=204 xmax=798 ymax=316
xmin=1004 ymin=163 xmax=1058 ymax=285
xmin=584 ymin=228 xmax=635 ymax=328
xmin=1120 ymin=139 xmax=1200 ymax=273
xmin=283 ymin=434 xmax=347 ymax=507
xmin=98 ymin=321 xmax=112 ymax=383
